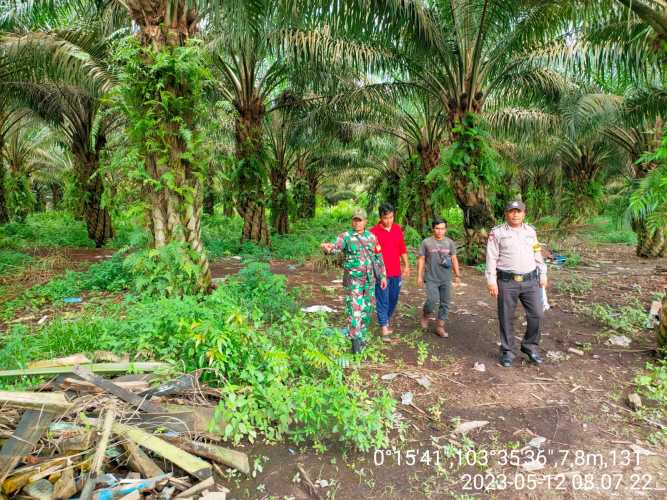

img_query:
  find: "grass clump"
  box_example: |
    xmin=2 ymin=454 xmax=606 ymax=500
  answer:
xmin=583 ymin=299 xmax=647 ymax=336
xmin=0 ymin=250 xmax=34 ymax=276
xmin=634 ymin=360 xmax=667 ymax=445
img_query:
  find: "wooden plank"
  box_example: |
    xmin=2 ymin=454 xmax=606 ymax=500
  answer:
xmin=161 ymin=436 xmax=249 ymax=474
xmin=52 ymin=467 xmax=77 ymax=499
xmin=2 ymin=456 xmax=72 ymax=495
xmin=127 ymin=405 xmax=223 ymax=435
xmin=111 ymin=422 xmax=211 ymax=480
xmin=28 ymin=354 xmax=92 ymax=369
xmin=60 ymin=378 xmax=150 ymax=394
xmin=0 ymin=362 xmax=167 ymax=378
xmin=123 ymin=440 xmax=164 ymax=478
xmin=139 ymin=373 xmax=197 ymax=398
xmin=80 ymin=409 xmax=115 ymax=500
xmin=0 ymin=391 xmax=70 ymax=412
xmin=0 ymin=410 xmax=56 ymax=483
xmin=72 ymin=366 xmax=164 ymax=414
xmin=173 ymin=477 xmax=213 ymax=499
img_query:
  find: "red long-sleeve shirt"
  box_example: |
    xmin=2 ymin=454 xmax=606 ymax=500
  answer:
xmin=370 ymin=223 xmax=407 ymax=278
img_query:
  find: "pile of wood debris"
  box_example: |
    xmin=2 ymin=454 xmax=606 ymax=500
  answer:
xmin=0 ymin=356 xmax=248 ymax=500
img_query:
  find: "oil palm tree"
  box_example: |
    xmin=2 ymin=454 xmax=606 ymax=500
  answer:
xmin=1 ymin=0 xmax=126 ymax=245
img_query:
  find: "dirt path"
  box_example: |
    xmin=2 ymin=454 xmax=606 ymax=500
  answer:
xmin=212 ymin=246 xmax=667 ymax=499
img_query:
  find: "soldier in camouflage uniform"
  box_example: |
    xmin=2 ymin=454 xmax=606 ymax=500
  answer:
xmin=321 ymin=208 xmax=387 ymax=353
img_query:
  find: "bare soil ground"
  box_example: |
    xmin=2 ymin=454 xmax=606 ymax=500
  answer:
xmin=2 ymin=242 xmax=666 ymax=499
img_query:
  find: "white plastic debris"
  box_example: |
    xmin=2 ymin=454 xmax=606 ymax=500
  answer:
xmin=300 ymin=305 xmax=336 ymax=313
xmin=606 ymin=335 xmax=632 ymax=347
xmin=453 ymin=420 xmax=489 ymax=435
xmin=381 ymin=373 xmax=399 ymax=381
xmin=547 ymin=350 xmax=566 ymax=362
xmin=473 ymin=362 xmax=486 ymax=372
xmin=37 ymin=315 xmax=48 ymax=325
xmin=646 ymin=300 xmax=661 ymax=328
xmin=542 ymin=288 xmax=550 ymax=311
xmin=401 ymin=392 xmax=414 ymax=405
xmin=416 ymin=375 xmax=432 ymax=389
xmin=528 ymin=436 xmax=546 ymax=448
xmin=630 ymin=444 xmax=655 ymax=456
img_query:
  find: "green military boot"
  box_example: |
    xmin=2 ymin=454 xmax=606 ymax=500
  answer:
xmin=351 ymin=336 xmax=363 ymax=354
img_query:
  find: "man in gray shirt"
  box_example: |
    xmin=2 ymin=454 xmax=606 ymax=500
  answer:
xmin=486 ymin=200 xmax=547 ymax=367
xmin=417 ymin=218 xmax=462 ymax=337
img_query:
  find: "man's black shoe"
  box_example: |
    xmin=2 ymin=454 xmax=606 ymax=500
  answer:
xmin=521 ymin=347 xmax=544 ymax=364
xmin=351 ymin=336 xmax=363 ymax=354
xmin=500 ymin=354 xmax=513 ymax=368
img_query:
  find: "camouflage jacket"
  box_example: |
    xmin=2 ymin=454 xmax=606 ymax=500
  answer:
xmin=332 ymin=229 xmax=387 ymax=283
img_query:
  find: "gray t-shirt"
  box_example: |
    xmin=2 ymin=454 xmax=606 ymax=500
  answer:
xmin=419 ymin=236 xmax=457 ymax=283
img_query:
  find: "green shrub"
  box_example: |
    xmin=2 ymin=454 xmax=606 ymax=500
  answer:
xmin=583 ymin=300 xmax=646 ymax=335
xmin=555 ymin=274 xmax=592 ymax=296
xmin=124 ymin=242 xmax=206 ymax=298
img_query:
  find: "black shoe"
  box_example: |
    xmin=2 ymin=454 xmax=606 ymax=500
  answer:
xmin=351 ymin=337 xmax=363 ymax=354
xmin=500 ymin=354 xmax=513 ymax=368
xmin=521 ymin=347 xmax=544 ymax=364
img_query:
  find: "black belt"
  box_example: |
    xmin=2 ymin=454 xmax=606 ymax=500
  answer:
xmin=497 ymin=269 xmax=538 ymax=282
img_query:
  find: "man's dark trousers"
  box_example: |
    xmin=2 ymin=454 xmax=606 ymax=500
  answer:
xmin=497 ymin=277 xmax=544 ymax=359
xmin=376 ymin=277 xmax=401 ymax=327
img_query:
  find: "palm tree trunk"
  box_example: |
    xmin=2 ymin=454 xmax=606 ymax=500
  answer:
xmin=447 ymin=114 xmax=496 ymax=264
xmin=451 ymin=175 xmax=495 ymax=264
xmin=235 ymin=99 xmax=270 ymax=246
xmin=417 ymin=143 xmax=438 ymax=234
xmin=658 ymin=291 xmax=667 ymax=356
xmin=0 ymin=157 xmax=8 ymax=224
xmin=270 ymin=166 xmax=289 ymax=235
xmin=50 ymin=183 xmax=63 ymax=209
xmin=76 ymin=153 xmax=113 ymax=247
xmin=203 ymin=185 xmax=215 ymax=215
xmin=305 ymin=168 xmax=318 ymax=218
xmin=124 ymin=0 xmax=212 ymax=293
xmin=634 ymin=218 xmax=667 ymax=257
xmin=293 ymin=159 xmax=317 ymax=219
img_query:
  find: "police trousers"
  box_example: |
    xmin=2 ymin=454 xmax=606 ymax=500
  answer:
xmin=497 ymin=278 xmax=544 ymax=357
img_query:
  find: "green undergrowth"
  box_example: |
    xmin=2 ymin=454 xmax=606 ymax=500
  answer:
xmin=582 ymin=216 xmax=636 ymax=245
xmin=202 ymin=209 xmax=351 ymax=262
xmin=634 ymin=359 xmax=667 ymax=445
xmin=1 ymin=252 xmax=132 ymax=319
xmin=0 ymin=211 xmax=95 ymax=249
xmin=581 ymin=299 xmax=647 ymax=336
xmin=0 ymin=249 xmax=34 ymax=276
xmin=0 ymin=262 xmax=395 ymax=452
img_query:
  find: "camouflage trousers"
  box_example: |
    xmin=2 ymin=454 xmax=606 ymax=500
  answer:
xmin=344 ymin=273 xmax=375 ymax=340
